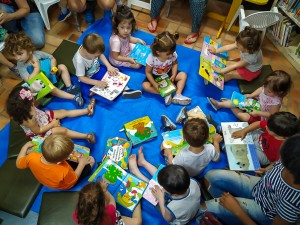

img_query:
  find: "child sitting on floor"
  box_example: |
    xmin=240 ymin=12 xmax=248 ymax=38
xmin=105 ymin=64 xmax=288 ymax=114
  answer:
xmin=231 ymin=112 xmax=299 ymax=166
xmin=73 ymin=181 xmax=142 ymax=225
xmin=17 ymin=134 xmax=95 ymax=190
xmin=109 ymin=5 xmax=146 ymax=69
xmin=129 ymin=147 xmax=201 ymax=225
xmin=143 ymin=31 xmax=191 ymax=106
xmin=6 ymin=86 xmax=96 ymax=143
xmin=208 ymin=70 xmax=292 ymax=123
xmin=5 ymin=32 xmax=84 ymax=106
xmin=208 ymin=26 xmax=262 ymax=82
xmin=162 ymin=118 xmax=222 ymax=177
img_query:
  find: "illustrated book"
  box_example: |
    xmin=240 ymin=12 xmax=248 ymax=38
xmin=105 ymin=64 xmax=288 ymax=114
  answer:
xmin=155 ymin=74 xmax=176 ymax=97
xmin=231 ymin=91 xmax=261 ymax=112
xmin=187 ymin=106 xmax=206 ymax=120
xmin=88 ymin=158 xmax=147 ymax=212
xmin=22 ymin=72 xmax=55 ymax=100
xmin=161 ymin=129 xmax=189 ymax=156
xmin=31 ymin=136 xmax=90 ymax=162
xmin=143 ymin=164 xmax=165 ymax=205
xmin=103 ymin=137 xmax=132 ymax=169
xmin=199 ymin=36 xmax=228 ymax=90
xmin=90 ymin=71 xmax=130 ymax=101
xmin=221 ymin=122 xmax=260 ymax=171
xmin=123 ymin=116 xmax=158 ymax=146
xmin=128 ymin=43 xmax=151 ymax=66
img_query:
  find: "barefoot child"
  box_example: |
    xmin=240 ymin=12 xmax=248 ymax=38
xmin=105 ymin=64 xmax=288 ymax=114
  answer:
xmin=129 ymin=147 xmax=201 ymax=225
xmin=7 ymin=86 xmax=96 ymax=143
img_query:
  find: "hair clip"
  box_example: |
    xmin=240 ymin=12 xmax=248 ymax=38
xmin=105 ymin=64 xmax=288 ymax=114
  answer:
xmin=19 ymin=88 xmax=33 ymax=101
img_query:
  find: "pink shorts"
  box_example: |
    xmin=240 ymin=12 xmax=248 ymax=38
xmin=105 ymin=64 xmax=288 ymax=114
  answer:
xmin=236 ymin=67 xmax=262 ymax=81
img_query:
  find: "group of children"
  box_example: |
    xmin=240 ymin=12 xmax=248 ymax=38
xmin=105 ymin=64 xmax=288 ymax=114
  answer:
xmin=3 ymin=4 xmax=300 ymax=225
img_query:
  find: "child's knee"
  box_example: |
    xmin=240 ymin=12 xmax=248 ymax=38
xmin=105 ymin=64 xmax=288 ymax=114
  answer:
xmin=89 ymin=156 xmax=95 ymax=168
xmin=57 ymin=64 xmax=67 ymax=72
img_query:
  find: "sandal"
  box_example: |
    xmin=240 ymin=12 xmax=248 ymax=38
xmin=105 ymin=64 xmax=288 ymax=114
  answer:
xmin=87 ymin=132 xmax=96 ymax=144
xmin=207 ymin=97 xmax=219 ymax=111
xmin=147 ymin=18 xmax=159 ymax=33
xmin=87 ymin=98 xmax=96 ymax=116
xmin=74 ymin=93 xmax=84 ymax=107
xmin=184 ymin=32 xmax=199 ymax=45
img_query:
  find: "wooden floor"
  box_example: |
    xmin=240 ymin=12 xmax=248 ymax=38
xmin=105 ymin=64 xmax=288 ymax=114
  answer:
xmin=0 ymin=0 xmax=299 ymax=130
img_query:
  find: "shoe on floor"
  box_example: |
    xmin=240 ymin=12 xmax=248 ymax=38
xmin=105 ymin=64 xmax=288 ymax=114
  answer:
xmin=172 ymin=94 xmax=191 ymax=105
xmin=161 ymin=115 xmax=176 ymax=132
xmin=176 ymin=106 xmax=188 ymax=124
xmin=58 ymin=8 xmax=71 ymax=22
xmin=66 ymin=84 xmax=81 ymax=95
xmin=122 ymin=86 xmax=142 ymax=98
xmin=164 ymin=94 xmax=172 ymax=105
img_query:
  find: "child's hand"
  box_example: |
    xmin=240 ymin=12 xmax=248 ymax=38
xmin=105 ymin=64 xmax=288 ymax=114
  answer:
xmin=212 ymin=133 xmax=223 ymax=143
xmin=128 ymin=58 xmax=137 ymax=64
xmin=50 ymin=119 xmax=60 ymax=127
xmin=154 ymin=83 xmax=159 ymax=91
xmin=249 ymin=110 xmax=260 ymax=117
xmin=254 ymin=167 xmax=267 ymax=175
xmin=78 ymin=156 xmax=92 ymax=165
xmin=107 ymin=66 xmax=119 ymax=76
xmin=219 ymin=192 xmax=243 ymax=215
xmin=97 ymin=80 xmax=108 ymax=88
xmin=231 ymin=130 xmax=246 ymax=140
xmin=100 ymin=180 xmax=109 ymax=191
xmin=137 ymin=38 xmax=146 ymax=45
xmin=208 ymin=47 xmax=217 ymax=54
xmin=169 ymin=75 xmax=176 ymax=83
xmin=31 ymin=58 xmax=40 ymax=70
xmin=212 ymin=65 xmax=222 ymax=74
xmin=24 ymin=141 xmax=35 ymax=150
xmin=244 ymin=94 xmax=251 ymax=99
xmin=151 ymin=185 xmax=164 ymax=200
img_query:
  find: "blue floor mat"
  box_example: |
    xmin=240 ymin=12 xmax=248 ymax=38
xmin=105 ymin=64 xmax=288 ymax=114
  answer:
xmin=1 ymin=17 xmax=239 ymax=225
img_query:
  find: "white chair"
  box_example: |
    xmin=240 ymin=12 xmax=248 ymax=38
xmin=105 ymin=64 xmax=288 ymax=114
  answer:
xmin=227 ymin=6 xmax=283 ymax=42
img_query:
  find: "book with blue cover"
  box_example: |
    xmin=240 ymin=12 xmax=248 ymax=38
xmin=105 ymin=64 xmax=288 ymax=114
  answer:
xmin=129 ymin=43 xmax=151 ymax=66
xmin=221 ymin=122 xmax=260 ymax=171
xmin=88 ymin=158 xmax=147 ymax=212
xmin=231 ymin=91 xmax=261 ymax=112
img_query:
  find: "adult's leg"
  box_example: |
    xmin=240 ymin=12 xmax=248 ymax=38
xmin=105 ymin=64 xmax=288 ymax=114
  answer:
xmin=96 ymin=0 xmax=115 ymax=10
xmin=68 ymin=0 xmax=87 ymax=12
xmin=122 ymin=203 xmax=142 ymax=225
xmin=204 ymin=169 xmax=261 ymax=198
xmin=0 ymin=4 xmax=19 ymax=33
xmin=0 ymin=52 xmax=14 ymax=68
xmin=20 ymin=13 xmax=45 ymax=49
xmin=251 ymin=129 xmax=271 ymax=166
xmin=147 ymin=0 xmax=165 ymax=32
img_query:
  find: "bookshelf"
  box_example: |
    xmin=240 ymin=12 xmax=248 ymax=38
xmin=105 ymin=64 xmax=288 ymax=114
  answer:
xmin=268 ymin=0 xmax=300 ymax=72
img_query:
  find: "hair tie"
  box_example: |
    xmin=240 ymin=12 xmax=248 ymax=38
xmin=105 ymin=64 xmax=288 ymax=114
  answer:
xmin=19 ymin=88 xmax=33 ymax=101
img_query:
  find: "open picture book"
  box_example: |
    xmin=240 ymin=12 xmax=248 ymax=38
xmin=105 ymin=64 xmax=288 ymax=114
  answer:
xmin=88 ymin=158 xmax=147 ymax=212
xmin=90 ymin=71 xmax=130 ymax=101
xmin=155 ymin=74 xmax=176 ymax=97
xmin=31 ymin=136 xmax=90 ymax=162
xmin=128 ymin=43 xmax=151 ymax=66
xmin=123 ymin=116 xmax=158 ymax=146
xmin=221 ymin=122 xmax=260 ymax=171
xmin=231 ymin=91 xmax=261 ymax=112
xmin=103 ymin=137 xmax=132 ymax=169
xmin=199 ymin=36 xmax=228 ymax=90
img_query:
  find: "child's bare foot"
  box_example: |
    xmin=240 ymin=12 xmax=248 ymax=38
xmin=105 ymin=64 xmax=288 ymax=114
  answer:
xmin=137 ymin=146 xmax=146 ymax=166
xmin=87 ymin=132 xmax=96 ymax=143
xmin=87 ymin=98 xmax=96 ymax=116
xmin=128 ymin=154 xmax=139 ymax=175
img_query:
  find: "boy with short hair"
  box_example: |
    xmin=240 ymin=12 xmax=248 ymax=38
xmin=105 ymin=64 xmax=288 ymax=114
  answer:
xmin=128 ymin=148 xmax=201 ymax=225
xmin=16 ymin=134 xmax=95 ymax=190
xmin=232 ymin=111 xmax=299 ymax=166
xmin=162 ymin=118 xmax=223 ymax=177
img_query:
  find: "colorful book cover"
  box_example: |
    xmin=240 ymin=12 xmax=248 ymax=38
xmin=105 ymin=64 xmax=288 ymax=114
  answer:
xmin=161 ymin=129 xmax=189 ymax=156
xmin=143 ymin=164 xmax=165 ymax=205
xmin=123 ymin=116 xmax=158 ymax=146
xmin=103 ymin=137 xmax=132 ymax=169
xmin=231 ymin=91 xmax=261 ymax=112
xmin=90 ymin=71 xmax=130 ymax=101
xmin=31 ymin=136 xmax=90 ymax=162
xmin=128 ymin=43 xmax=151 ymax=66
xmin=22 ymin=72 xmax=55 ymax=100
xmin=199 ymin=36 xmax=227 ymax=90
xmin=221 ymin=122 xmax=260 ymax=171
xmin=155 ymin=74 xmax=176 ymax=97
xmin=187 ymin=106 xmax=206 ymax=120
xmin=88 ymin=158 xmax=147 ymax=212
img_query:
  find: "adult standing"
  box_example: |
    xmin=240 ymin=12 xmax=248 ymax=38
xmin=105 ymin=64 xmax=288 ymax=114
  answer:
xmin=147 ymin=0 xmax=206 ymax=44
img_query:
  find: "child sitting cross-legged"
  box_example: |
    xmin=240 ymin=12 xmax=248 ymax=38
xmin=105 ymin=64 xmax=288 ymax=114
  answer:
xmin=17 ymin=134 xmax=95 ymax=190
xmin=162 ymin=118 xmax=222 ymax=177
xmin=5 ymin=32 xmax=84 ymax=106
xmin=231 ymin=111 xmax=299 ymax=167
xmin=129 ymin=147 xmax=201 ymax=225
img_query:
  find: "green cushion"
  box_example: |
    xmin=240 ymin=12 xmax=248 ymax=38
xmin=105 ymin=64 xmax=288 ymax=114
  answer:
xmin=40 ymin=78 xmax=65 ymax=107
xmin=52 ymin=40 xmax=80 ymax=75
xmin=0 ymin=159 xmax=42 ymax=218
xmin=237 ymin=65 xmax=273 ymax=94
xmin=38 ymin=192 xmax=79 ymax=225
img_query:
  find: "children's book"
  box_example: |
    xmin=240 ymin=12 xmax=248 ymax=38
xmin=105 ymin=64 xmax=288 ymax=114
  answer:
xmin=22 ymin=72 xmax=55 ymax=100
xmin=155 ymin=74 xmax=176 ymax=97
xmin=90 ymin=71 xmax=130 ymax=101
xmin=199 ymin=36 xmax=228 ymax=90
xmin=143 ymin=164 xmax=165 ymax=205
xmin=123 ymin=116 xmax=158 ymax=146
xmin=187 ymin=106 xmax=206 ymax=120
xmin=31 ymin=136 xmax=90 ymax=162
xmin=162 ymin=129 xmax=189 ymax=156
xmin=221 ymin=122 xmax=260 ymax=171
xmin=103 ymin=137 xmax=132 ymax=169
xmin=88 ymin=158 xmax=147 ymax=212
xmin=128 ymin=43 xmax=151 ymax=66
xmin=231 ymin=91 xmax=261 ymax=112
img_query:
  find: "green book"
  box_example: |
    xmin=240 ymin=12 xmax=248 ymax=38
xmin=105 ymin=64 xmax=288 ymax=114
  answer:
xmin=155 ymin=74 xmax=176 ymax=97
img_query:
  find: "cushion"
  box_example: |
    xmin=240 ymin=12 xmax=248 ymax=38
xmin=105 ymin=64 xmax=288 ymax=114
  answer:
xmin=0 ymin=158 xmax=42 ymax=217
xmin=52 ymin=40 xmax=80 ymax=75
xmin=237 ymin=65 xmax=273 ymax=94
xmin=38 ymin=192 xmax=79 ymax=225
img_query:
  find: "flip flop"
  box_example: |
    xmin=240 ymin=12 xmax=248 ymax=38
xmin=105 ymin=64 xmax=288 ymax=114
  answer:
xmin=184 ymin=32 xmax=199 ymax=45
xmin=207 ymin=97 xmax=219 ymax=111
xmin=87 ymin=132 xmax=96 ymax=144
xmin=87 ymin=98 xmax=96 ymax=116
xmin=147 ymin=18 xmax=158 ymax=33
